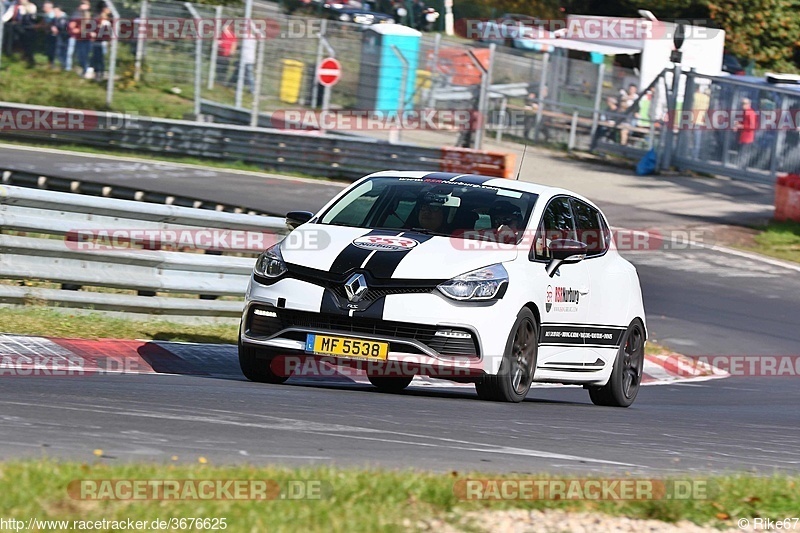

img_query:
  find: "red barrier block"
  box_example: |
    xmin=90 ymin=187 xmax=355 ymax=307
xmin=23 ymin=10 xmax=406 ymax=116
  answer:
xmin=439 ymin=147 xmax=516 ymax=179
xmin=775 ymin=173 xmax=800 ymax=222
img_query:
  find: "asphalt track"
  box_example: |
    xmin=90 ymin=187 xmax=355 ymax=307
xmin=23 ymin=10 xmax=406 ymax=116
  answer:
xmin=1 ymin=144 xmax=799 ymax=474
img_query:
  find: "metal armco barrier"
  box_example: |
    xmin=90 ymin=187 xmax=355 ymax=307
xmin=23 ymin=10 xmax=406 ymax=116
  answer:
xmin=0 ymin=102 xmax=515 ymax=180
xmin=0 ymin=185 xmax=287 ymax=318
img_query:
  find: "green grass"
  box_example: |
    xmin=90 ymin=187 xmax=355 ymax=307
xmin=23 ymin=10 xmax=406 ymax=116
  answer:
xmin=747 ymin=221 xmax=800 ymax=264
xmin=0 ymin=461 xmax=798 ymax=531
xmin=0 ymin=53 xmax=193 ymax=119
xmin=0 ymin=307 xmax=238 ymax=344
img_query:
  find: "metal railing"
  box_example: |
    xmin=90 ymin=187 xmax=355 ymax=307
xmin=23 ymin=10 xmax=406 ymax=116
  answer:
xmin=0 ymin=102 xmax=516 ymax=179
xmin=0 ymin=184 xmax=286 ymax=318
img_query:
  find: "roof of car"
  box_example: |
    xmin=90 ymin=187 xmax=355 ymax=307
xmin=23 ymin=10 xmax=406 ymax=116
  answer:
xmin=363 ymin=170 xmax=585 ymax=203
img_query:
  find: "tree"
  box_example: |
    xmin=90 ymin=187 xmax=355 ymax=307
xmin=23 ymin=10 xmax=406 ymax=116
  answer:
xmin=708 ymin=0 xmax=800 ymax=72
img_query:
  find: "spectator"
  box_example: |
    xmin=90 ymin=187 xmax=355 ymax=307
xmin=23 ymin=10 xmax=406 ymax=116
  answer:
xmin=216 ymin=24 xmax=237 ymax=87
xmin=66 ymin=0 xmax=90 ymax=73
xmin=2 ymin=0 xmax=38 ymax=68
xmin=691 ymin=85 xmax=710 ymax=159
xmin=589 ymin=96 xmax=619 ymax=151
xmin=229 ymin=32 xmax=256 ymax=93
xmin=88 ymin=2 xmax=112 ymax=80
xmin=40 ymin=1 xmax=56 ymax=67
xmin=734 ymin=97 xmax=758 ymax=169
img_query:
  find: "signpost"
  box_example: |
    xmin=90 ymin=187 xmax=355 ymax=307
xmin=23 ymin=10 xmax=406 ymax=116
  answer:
xmin=317 ymin=57 xmax=341 ymax=117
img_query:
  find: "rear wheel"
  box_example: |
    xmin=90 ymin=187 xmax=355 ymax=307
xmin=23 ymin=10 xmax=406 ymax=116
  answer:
xmin=475 ymin=308 xmax=538 ymax=403
xmin=368 ymin=375 xmax=414 ymax=393
xmin=238 ymin=341 xmax=290 ymax=384
xmin=588 ymin=320 xmax=645 ymax=407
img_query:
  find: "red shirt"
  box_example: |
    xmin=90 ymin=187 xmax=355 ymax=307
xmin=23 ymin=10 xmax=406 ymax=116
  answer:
xmin=739 ymin=107 xmax=757 ymax=144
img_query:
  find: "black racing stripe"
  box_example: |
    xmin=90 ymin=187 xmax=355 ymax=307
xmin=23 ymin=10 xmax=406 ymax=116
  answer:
xmin=363 ymin=233 xmax=434 ymax=279
xmin=421 ymin=172 xmax=464 ymax=181
xmin=329 ymin=229 xmax=400 ymax=276
xmin=320 ymin=289 xmax=348 ymax=316
xmin=451 ymin=175 xmax=494 ymax=185
xmin=539 ymin=325 xmax=626 ymax=347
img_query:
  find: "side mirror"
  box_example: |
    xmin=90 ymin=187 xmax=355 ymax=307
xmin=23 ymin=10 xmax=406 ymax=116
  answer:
xmin=285 ymin=211 xmax=313 ymax=230
xmin=545 ymin=239 xmax=588 ymax=277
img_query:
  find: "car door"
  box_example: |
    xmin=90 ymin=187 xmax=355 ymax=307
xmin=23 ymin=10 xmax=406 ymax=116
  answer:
xmin=571 ymin=198 xmax=629 ymax=360
xmin=531 ymin=196 xmax=592 ymax=366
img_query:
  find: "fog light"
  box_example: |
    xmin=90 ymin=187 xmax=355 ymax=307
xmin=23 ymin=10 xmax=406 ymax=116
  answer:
xmin=254 ymin=309 xmax=277 ymax=318
xmin=434 ymin=329 xmax=471 ymax=339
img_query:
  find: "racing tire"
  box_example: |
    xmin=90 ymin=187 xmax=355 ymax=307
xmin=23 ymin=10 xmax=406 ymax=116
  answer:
xmin=475 ymin=308 xmax=538 ymax=403
xmin=238 ymin=342 xmax=290 ymax=384
xmin=588 ymin=319 xmax=645 ymax=407
xmin=368 ymin=375 xmax=414 ymax=393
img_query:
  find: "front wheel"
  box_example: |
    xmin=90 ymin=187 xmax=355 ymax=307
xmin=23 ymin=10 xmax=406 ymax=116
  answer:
xmin=588 ymin=320 xmax=645 ymax=407
xmin=475 ymin=308 xmax=538 ymax=403
xmin=238 ymin=341 xmax=290 ymax=384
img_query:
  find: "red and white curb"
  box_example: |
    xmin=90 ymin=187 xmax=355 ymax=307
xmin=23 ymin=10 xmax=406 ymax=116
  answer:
xmin=0 ymin=334 xmax=728 ymax=388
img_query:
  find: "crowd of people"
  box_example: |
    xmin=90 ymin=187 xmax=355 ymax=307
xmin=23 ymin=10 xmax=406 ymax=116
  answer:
xmin=2 ymin=0 xmax=112 ymax=79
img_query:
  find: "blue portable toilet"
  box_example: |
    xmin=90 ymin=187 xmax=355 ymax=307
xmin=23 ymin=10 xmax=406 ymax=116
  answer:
xmin=357 ymin=25 xmax=422 ymax=114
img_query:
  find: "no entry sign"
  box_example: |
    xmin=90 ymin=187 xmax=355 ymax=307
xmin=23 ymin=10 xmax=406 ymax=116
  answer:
xmin=317 ymin=58 xmax=341 ymax=87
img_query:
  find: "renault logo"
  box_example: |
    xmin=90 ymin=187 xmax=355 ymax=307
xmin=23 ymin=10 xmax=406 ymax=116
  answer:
xmin=344 ymin=273 xmax=368 ymax=303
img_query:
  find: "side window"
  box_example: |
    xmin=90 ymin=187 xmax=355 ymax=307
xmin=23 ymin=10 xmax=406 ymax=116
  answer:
xmin=531 ymin=197 xmax=576 ymax=261
xmin=571 ymin=199 xmax=609 ymax=257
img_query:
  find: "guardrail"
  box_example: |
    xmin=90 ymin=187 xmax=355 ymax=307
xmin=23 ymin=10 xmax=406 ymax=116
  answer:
xmin=0 ymin=102 xmax=516 ymax=180
xmin=0 ymin=185 xmax=286 ymax=319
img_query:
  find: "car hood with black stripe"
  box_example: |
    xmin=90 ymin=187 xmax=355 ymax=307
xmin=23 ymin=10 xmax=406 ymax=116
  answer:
xmin=282 ymin=224 xmax=519 ymax=280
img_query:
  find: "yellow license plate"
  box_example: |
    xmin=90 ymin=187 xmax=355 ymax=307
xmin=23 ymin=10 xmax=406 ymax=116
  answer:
xmin=305 ymin=334 xmax=388 ymax=361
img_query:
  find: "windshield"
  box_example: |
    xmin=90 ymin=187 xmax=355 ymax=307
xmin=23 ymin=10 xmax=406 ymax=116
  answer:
xmin=319 ymin=177 xmax=538 ymax=241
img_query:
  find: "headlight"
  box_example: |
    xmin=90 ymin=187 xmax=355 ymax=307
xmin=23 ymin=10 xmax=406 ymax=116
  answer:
xmin=437 ymin=264 xmax=508 ymax=301
xmin=254 ymin=243 xmax=287 ymax=279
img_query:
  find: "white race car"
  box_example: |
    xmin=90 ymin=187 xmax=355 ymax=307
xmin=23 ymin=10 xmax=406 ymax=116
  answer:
xmin=239 ymin=171 xmax=647 ymax=406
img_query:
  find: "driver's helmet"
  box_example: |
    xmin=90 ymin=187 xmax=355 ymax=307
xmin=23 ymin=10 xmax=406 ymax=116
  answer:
xmin=488 ymin=200 xmax=523 ymax=229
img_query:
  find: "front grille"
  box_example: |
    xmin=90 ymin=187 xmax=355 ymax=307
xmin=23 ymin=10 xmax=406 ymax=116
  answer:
xmin=330 ymin=286 xmax=433 ymax=302
xmin=247 ymin=307 xmax=479 ymax=357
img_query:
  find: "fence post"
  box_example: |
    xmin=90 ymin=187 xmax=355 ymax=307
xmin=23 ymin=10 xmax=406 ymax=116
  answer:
xmin=468 ymin=42 xmax=494 ymax=150
xmin=568 ymin=111 xmax=578 ymax=151
xmin=495 ymin=97 xmax=507 ymax=142
xmin=591 ymin=62 xmax=605 ymax=138
xmin=105 ymin=0 xmax=121 ymax=107
xmin=134 ymin=0 xmax=147 ymax=82
xmin=311 ymin=19 xmax=328 ymax=109
xmin=426 ymin=32 xmax=440 ymax=109
xmin=389 ymin=45 xmax=409 ymax=145
xmin=770 ymin=96 xmax=790 ymax=177
xmin=207 ymin=5 xmax=222 ymax=89
xmin=0 ymin=9 xmax=5 ymax=71
xmin=185 ymin=3 xmax=203 ymax=118
xmin=660 ymin=64 xmax=682 ymax=170
xmin=674 ymin=68 xmax=696 ymax=168
xmin=250 ymin=39 xmax=266 ymax=127
xmin=533 ymin=52 xmax=549 ymax=141
xmin=235 ymin=0 xmax=253 ymax=108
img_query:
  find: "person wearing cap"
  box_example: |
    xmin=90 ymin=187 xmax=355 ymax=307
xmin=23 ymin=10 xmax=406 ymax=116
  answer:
xmin=489 ymin=200 xmax=523 ymax=244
